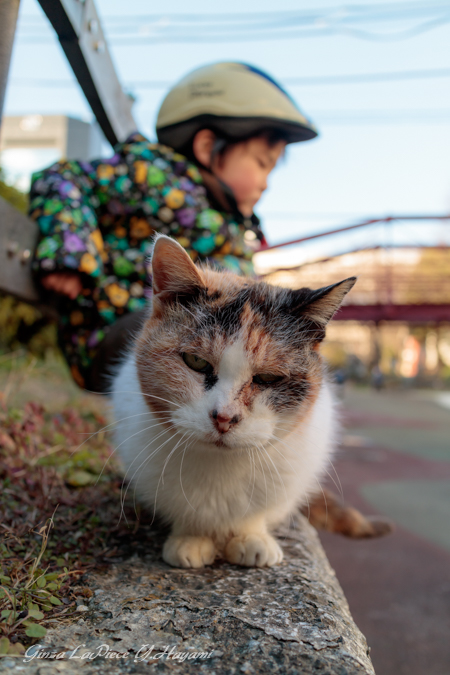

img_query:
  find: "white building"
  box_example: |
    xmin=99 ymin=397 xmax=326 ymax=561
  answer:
xmin=0 ymin=115 xmax=106 ymax=190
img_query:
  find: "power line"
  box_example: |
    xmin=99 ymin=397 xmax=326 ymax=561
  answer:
xmin=8 ymin=68 xmax=450 ymax=90
xmin=285 ymin=68 xmax=450 ymax=85
xmin=107 ymin=18 xmax=450 ymax=45
xmin=261 ymin=211 xmax=370 ymax=220
xmin=16 ymin=20 xmax=450 ymax=44
xmin=57 ymin=10 xmax=450 ymax=33
xmin=15 ymin=1 xmax=450 ymax=44
xmin=18 ymin=2 xmax=450 ymax=24
xmin=8 ymin=77 xmax=450 ymax=122
xmin=315 ymin=110 xmax=450 ymax=122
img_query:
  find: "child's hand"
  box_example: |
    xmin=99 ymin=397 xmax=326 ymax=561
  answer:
xmin=41 ymin=273 xmax=83 ymax=300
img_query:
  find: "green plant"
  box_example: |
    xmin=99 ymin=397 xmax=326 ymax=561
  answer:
xmin=0 ymin=169 xmax=28 ymax=214
xmin=0 ymin=400 xmax=137 ymax=652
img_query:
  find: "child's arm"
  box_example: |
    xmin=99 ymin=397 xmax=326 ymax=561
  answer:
xmin=29 ymin=161 xmax=105 ymax=288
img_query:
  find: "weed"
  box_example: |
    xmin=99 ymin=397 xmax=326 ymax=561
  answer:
xmin=0 ymin=400 xmax=142 ymax=654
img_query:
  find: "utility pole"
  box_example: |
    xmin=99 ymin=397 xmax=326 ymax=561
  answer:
xmin=0 ymin=0 xmax=20 ymax=130
xmin=1 ymin=0 xmax=137 ymax=144
xmin=38 ymin=0 xmax=136 ymax=145
xmin=0 ymin=0 xmax=136 ymax=307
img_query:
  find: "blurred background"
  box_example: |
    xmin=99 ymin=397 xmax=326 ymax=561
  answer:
xmin=0 ymin=1 xmax=449 ymax=674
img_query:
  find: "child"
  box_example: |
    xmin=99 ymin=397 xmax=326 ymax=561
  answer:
xmin=29 ymin=62 xmax=318 ymax=391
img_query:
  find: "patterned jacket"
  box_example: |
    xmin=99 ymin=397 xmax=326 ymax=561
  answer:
xmin=29 ymin=133 xmax=265 ymax=388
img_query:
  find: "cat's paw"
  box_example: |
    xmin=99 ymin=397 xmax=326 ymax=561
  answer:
xmin=225 ymin=533 xmax=283 ymax=567
xmin=163 ymin=535 xmax=216 ymax=568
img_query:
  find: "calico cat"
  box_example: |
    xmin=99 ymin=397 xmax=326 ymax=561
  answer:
xmin=112 ymin=234 xmax=356 ymax=569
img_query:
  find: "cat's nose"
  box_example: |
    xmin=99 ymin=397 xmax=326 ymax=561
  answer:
xmin=210 ymin=410 xmax=240 ymax=434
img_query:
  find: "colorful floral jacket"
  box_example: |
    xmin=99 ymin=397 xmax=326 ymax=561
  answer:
xmin=29 ymin=133 xmax=265 ymax=388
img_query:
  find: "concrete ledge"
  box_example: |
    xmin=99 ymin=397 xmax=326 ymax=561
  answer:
xmin=16 ymin=514 xmax=375 ymax=674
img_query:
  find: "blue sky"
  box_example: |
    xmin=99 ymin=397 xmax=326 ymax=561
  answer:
xmin=3 ymin=0 xmax=450 ymax=265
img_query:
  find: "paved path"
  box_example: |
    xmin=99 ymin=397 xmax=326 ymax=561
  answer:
xmin=319 ymin=386 xmax=450 ymax=675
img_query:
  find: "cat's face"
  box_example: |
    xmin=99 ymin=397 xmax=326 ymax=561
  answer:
xmin=135 ymin=236 xmax=355 ymax=451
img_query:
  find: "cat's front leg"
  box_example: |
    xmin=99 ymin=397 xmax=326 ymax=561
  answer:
xmin=225 ymin=515 xmax=283 ymax=568
xmin=163 ymin=532 xmax=217 ymax=569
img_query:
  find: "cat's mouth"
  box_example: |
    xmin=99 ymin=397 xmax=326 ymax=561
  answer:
xmin=206 ymin=430 xmax=235 ymax=449
xmin=207 ymin=431 xmax=229 ymax=448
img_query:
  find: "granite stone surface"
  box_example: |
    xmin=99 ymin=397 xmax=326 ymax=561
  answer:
xmin=1 ymin=515 xmax=375 ymax=674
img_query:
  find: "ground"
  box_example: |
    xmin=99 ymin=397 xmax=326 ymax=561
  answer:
xmin=320 ymin=385 xmax=450 ymax=675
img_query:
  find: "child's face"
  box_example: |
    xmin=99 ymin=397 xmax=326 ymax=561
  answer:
xmin=213 ymin=137 xmax=286 ymax=217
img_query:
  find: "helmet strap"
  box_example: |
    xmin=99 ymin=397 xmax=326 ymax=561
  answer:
xmin=210 ymin=137 xmax=228 ymax=166
xmin=198 ymin=166 xmax=261 ymax=230
xmin=198 ymin=166 xmax=241 ymax=218
xmin=196 ymin=133 xmax=257 ymax=224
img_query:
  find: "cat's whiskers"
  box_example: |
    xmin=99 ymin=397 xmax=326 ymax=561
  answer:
xmin=262 ymin=443 xmax=298 ymax=534
xmin=260 ymin=443 xmax=290 ymax=508
xmin=258 ymin=443 xmax=277 ymax=501
xmin=114 ymin=418 xmax=175 ymax=479
xmin=123 ymin=424 xmax=180 ymax=525
xmin=243 ymin=443 xmax=256 ymax=494
xmin=119 ymin=424 xmax=177 ymax=525
xmin=94 ymin=416 xmax=174 ymax=486
xmin=272 ymin=431 xmax=344 ymax=501
xmin=76 ymin=410 xmax=160 ymax=437
xmin=303 ymin=492 xmax=312 ymax=523
xmin=241 ymin=446 xmax=257 ymax=518
xmin=97 ymin=412 xmax=173 ymax=436
xmin=328 ymin=459 xmax=345 ymax=501
xmin=136 ymin=429 xmax=182 ymax=526
xmin=111 ymin=389 xmax=183 ymax=409
xmin=63 ymin=410 xmax=169 ymax=465
xmin=161 ymin=430 xmax=190 ymax=486
xmin=178 ymin=434 xmax=197 ymax=512
xmin=265 ymin=439 xmax=298 ymax=532
xmin=136 ymin=430 xmax=191 ymax=519
xmin=272 ymin=421 xmax=300 ymax=433
xmin=313 ymin=476 xmax=329 ymax=526
xmin=271 ymin=433 xmax=332 ymax=523
xmin=119 ymin=424 xmax=177 ymax=524
xmin=150 ymin=432 xmax=192 ymax=523
xmin=267 ymin=436 xmax=300 ymax=475
xmin=254 ymin=445 xmax=268 ymax=512
xmin=131 ymin=427 xmax=185 ymax=516
xmin=319 ymin=465 xmax=345 ymax=503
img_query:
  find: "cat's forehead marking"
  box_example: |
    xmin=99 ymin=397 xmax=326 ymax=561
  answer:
xmin=204 ymin=282 xmax=284 ymax=341
xmin=217 ymin=340 xmax=250 ymax=382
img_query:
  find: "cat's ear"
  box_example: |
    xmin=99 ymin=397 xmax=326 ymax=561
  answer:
xmin=151 ymin=234 xmax=205 ymax=298
xmin=292 ymin=277 xmax=356 ymax=326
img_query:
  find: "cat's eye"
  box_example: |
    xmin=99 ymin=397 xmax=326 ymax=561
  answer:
xmin=182 ymin=353 xmax=213 ymax=373
xmin=253 ymin=373 xmax=283 ymax=385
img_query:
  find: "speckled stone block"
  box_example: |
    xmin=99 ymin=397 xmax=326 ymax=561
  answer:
xmin=8 ymin=515 xmax=375 ymax=674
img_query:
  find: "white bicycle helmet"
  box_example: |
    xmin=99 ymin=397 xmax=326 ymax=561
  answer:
xmin=156 ymin=62 xmax=318 ymax=154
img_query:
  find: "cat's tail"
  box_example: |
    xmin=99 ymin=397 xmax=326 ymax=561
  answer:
xmin=301 ymin=488 xmax=394 ymax=538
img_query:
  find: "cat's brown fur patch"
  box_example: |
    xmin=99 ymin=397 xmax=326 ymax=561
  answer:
xmin=303 ymin=488 xmax=395 ymax=538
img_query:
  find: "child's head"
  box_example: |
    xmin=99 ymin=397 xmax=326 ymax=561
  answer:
xmin=192 ymin=129 xmax=286 ymax=216
xmin=156 ymin=62 xmax=318 ymax=215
